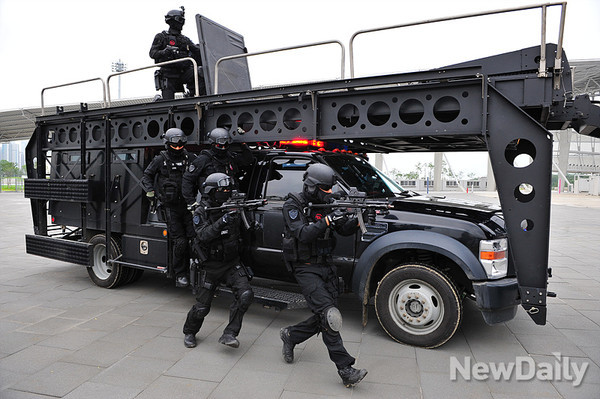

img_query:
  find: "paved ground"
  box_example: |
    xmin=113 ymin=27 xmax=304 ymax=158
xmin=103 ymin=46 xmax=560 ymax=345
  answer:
xmin=1 ymin=191 xmax=599 ymax=398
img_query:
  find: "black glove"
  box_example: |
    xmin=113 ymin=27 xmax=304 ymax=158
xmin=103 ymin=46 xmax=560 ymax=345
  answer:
xmin=222 ymin=210 xmax=239 ymax=225
xmin=326 ymin=209 xmax=348 ymax=227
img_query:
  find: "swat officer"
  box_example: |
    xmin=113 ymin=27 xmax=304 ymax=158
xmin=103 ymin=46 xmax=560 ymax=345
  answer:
xmin=182 ymin=127 xmax=253 ymax=210
xmin=141 ymin=128 xmax=195 ymax=287
xmin=183 ymin=172 xmax=254 ymax=349
xmin=280 ymin=163 xmax=368 ymax=388
xmin=149 ymin=7 xmax=205 ymax=100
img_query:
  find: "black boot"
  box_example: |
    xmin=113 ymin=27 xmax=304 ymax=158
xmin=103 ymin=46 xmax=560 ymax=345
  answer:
xmin=280 ymin=327 xmax=295 ymax=363
xmin=184 ymin=333 xmax=197 ymax=348
xmin=218 ymin=333 xmax=240 ymax=348
xmin=338 ymin=366 xmax=368 ymax=388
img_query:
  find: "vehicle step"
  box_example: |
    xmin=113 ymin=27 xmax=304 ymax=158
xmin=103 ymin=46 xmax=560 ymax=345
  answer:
xmin=217 ymin=285 xmax=307 ymax=310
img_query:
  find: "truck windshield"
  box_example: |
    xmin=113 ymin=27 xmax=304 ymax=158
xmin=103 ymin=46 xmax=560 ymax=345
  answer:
xmin=322 ymin=154 xmax=397 ymax=198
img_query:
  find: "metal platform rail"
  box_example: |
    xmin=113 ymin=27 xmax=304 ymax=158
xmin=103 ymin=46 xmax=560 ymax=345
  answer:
xmin=349 ymin=2 xmax=567 ymax=83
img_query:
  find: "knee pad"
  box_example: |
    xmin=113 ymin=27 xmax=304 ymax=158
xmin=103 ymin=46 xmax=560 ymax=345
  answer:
xmin=191 ymin=304 xmax=210 ymax=319
xmin=324 ymin=306 xmax=343 ymax=332
xmin=239 ymin=289 xmax=254 ymax=311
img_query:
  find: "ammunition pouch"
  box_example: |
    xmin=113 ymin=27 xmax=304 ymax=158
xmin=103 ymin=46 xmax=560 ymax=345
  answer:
xmin=315 ymin=237 xmax=333 ymax=257
xmin=159 ymin=180 xmax=179 ymax=205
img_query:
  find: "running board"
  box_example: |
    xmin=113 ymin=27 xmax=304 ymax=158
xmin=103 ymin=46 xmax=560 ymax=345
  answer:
xmin=217 ymin=285 xmax=307 ymax=310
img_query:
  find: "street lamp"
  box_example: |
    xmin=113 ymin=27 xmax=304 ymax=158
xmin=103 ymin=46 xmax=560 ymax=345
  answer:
xmin=111 ymin=59 xmax=127 ymax=99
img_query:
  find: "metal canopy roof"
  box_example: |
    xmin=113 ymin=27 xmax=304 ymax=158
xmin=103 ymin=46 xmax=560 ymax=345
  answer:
xmin=2 ymin=59 xmax=600 ymax=144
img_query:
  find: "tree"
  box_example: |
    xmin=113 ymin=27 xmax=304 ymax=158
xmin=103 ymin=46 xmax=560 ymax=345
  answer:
xmin=0 ymin=160 xmax=19 ymax=178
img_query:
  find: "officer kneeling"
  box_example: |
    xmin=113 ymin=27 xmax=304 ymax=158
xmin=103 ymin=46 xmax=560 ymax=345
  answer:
xmin=280 ymin=163 xmax=368 ymax=387
xmin=183 ymin=173 xmax=254 ymax=349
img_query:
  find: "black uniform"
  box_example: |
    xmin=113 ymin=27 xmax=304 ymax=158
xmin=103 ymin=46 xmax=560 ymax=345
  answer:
xmin=149 ymin=29 xmax=205 ymax=99
xmin=141 ymin=150 xmax=195 ymax=278
xmin=183 ymin=200 xmax=253 ymax=338
xmin=181 ymin=146 xmax=253 ymax=207
xmin=282 ymin=192 xmax=359 ymax=370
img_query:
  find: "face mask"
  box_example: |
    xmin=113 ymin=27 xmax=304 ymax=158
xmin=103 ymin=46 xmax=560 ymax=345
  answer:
xmin=214 ymin=189 xmax=231 ymax=203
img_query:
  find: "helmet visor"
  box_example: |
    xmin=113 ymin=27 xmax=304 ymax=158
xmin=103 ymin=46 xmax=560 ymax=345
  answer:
xmin=216 ymin=176 xmax=232 ymax=188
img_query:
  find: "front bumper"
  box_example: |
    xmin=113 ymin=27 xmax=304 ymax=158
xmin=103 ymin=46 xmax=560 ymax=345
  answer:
xmin=472 ymin=277 xmax=520 ymax=325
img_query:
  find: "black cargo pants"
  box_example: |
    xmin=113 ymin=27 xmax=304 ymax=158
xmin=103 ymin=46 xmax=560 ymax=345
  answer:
xmin=183 ymin=259 xmax=253 ymax=336
xmin=287 ymin=262 xmax=355 ymax=370
xmin=164 ymin=205 xmax=195 ymax=278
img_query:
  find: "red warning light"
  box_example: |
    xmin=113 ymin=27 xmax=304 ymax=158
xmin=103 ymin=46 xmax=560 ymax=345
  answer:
xmin=279 ymin=139 xmax=325 ymax=148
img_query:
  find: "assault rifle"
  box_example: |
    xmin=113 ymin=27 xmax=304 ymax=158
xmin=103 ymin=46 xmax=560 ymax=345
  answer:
xmin=308 ymin=187 xmax=390 ymax=234
xmin=204 ymin=190 xmax=267 ymax=229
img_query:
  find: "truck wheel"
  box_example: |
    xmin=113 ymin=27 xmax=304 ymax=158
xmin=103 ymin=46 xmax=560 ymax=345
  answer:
xmin=87 ymin=234 xmax=123 ymax=288
xmin=374 ymin=263 xmax=462 ymax=348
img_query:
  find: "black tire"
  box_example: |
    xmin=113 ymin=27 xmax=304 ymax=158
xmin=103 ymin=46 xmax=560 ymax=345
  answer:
xmin=374 ymin=263 xmax=462 ymax=348
xmin=87 ymin=234 xmax=124 ymax=288
xmin=124 ymin=268 xmax=144 ymax=285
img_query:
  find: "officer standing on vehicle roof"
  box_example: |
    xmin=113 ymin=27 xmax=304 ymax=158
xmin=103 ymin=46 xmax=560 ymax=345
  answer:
xmin=280 ymin=163 xmax=368 ymax=388
xmin=141 ymin=128 xmax=195 ymax=288
xmin=149 ymin=7 xmax=205 ymax=100
xmin=182 ymin=127 xmax=253 ymax=210
xmin=183 ymin=172 xmax=254 ymax=349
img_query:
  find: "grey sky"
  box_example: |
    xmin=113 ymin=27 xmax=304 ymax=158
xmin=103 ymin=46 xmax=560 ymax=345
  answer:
xmin=1 ymin=0 xmax=597 ymax=176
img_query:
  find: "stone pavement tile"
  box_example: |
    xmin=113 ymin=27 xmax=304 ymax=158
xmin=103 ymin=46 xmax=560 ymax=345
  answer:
xmin=19 ymin=316 xmax=84 ymax=335
xmin=532 ymin=354 xmax=600 ymax=390
xmin=251 ymin=321 xmax=308 ymax=351
xmin=0 ymin=345 xmax=71 ymax=375
xmin=283 ymin=361 xmax=353 ymax=397
xmin=357 ymin=353 xmax=419 ymax=387
xmin=4 ymin=306 xmax=65 ymax=324
xmin=9 ymin=361 xmax=102 ymax=397
xmin=62 ymin=382 xmax=141 ymax=399
xmin=420 ymin=371 xmax=493 ymax=399
xmin=235 ymin=343 xmax=295 ymax=375
xmin=558 ymin=329 xmax=600 ymax=348
xmin=160 ymin=318 xmax=221 ymax=340
xmin=0 ymin=331 xmax=49 ymax=355
xmin=551 ymin=380 xmax=600 ymax=399
xmin=356 ymin=328 xmax=416 ymax=359
xmin=208 ymin=368 xmax=288 ymax=399
xmin=101 ymin=323 xmax=168 ymax=343
xmin=37 ymin=329 xmax=108 ymax=351
xmin=62 ymin=338 xmax=142 ymax=367
xmin=580 ymin=346 xmax=600 ymax=368
xmin=76 ymin=312 xmax=137 ymax=332
xmin=50 ymin=304 xmax=110 ymax=320
xmin=45 ymin=295 xmax=94 ymax=310
xmin=297 ymin=338 xmax=359 ymax=365
xmin=348 ymin=382 xmax=422 ymax=399
xmin=0 ymin=319 xmax=27 ymax=334
xmin=166 ymin=331 xmax=249 ymax=382
xmin=0 ymin=369 xmax=26 ymax=391
xmin=415 ymin=334 xmax=473 ymax=373
xmin=131 ymin=336 xmax=192 ymax=361
xmin=559 ymin=298 xmax=600 ymax=312
xmin=515 ymin=334 xmax=586 ymax=357
xmin=109 ymin=301 xmax=162 ymax=317
xmin=280 ymin=390 xmax=344 ymax=399
xmin=89 ymin=356 xmax=175 ymax=390
xmin=132 ymin=309 xmax=186 ymax=328
xmin=580 ymin=310 xmax=600 ymax=326
xmin=486 ymin=378 xmax=561 ymax=398
xmin=0 ymin=389 xmax=55 ymax=398
xmin=505 ymin=318 xmax=564 ymax=336
xmin=135 ymin=375 xmax=217 ymax=399
xmin=86 ymin=292 xmax=145 ymax=308
xmin=548 ymin=315 xmax=600 ymax=330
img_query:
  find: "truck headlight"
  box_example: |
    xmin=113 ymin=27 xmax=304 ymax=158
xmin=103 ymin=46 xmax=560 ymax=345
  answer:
xmin=479 ymin=238 xmax=508 ymax=279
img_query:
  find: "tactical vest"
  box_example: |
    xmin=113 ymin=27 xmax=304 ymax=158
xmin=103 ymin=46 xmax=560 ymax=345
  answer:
xmin=157 ymin=150 xmax=189 ymax=205
xmin=282 ymin=193 xmax=335 ymax=264
xmin=201 ymin=205 xmax=242 ymax=263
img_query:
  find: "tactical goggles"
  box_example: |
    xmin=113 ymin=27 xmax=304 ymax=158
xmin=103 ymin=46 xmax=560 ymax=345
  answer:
xmin=216 ymin=176 xmax=232 ymax=188
xmin=167 ymin=136 xmax=186 ymax=146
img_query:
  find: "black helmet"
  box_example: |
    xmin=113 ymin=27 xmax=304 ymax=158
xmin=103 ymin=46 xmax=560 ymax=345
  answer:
xmin=165 ymin=7 xmax=185 ymax=27
xmin=163 ymin=128 xmax=187 ymax=155
xmin=303 ymin=163 xmax=337 ymax=202
xmin=202 ymin=172 xmax=233 ymax=203
xmin=207 ymin=127 xmax=232 ymax=152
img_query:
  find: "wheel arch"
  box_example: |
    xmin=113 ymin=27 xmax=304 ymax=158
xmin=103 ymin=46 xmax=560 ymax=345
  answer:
xmin=352 ymin=230 xmax=486 ymax=307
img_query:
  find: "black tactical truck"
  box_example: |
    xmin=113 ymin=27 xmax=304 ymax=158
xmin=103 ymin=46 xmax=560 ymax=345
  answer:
xmin=23 ymin=4 xmax=600 ymax=348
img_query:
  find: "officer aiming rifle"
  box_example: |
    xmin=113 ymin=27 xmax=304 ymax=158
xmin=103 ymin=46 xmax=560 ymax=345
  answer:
xmin=203 ymin=190 xmax=267 ymax=229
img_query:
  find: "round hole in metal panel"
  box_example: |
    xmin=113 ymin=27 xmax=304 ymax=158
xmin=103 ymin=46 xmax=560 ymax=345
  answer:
xmin=521 ymin=219 xmax=534 ymax=231
xmin=259 ymin=110 xmax=277 ymax=131
xmin=433 ymin=96 xmax=460 ymax=123
xmin=118 ymin=123 xmax=129 ymax=140
xmin=181 ymin=117 xmax=195 ymax=136
xmin=367 ymin=101 xmax=390 ymax=126
xmin=69 ymin=127 xmax=78 ymax=143
xmin=514 ymin=183 xmax=535 ymax=202
xmin=238 ymin=112 xmax=254 ymax=133
xmin=283 ymin=108 xmax=301 ymax=130
xmin=216 ymin=114 xmax=233 ymax=131
xmin=337 ymin=104 xmax=359 ymax=127
xmin=132 ymin=122 xmax=143 ymax=138
xmin=147 ymin=120 xmax=160 ymax=138
xmin=399 ymin=99 xmax=424 ymax=125
xmin=505 ymin=138 xmax=536 ymax=168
